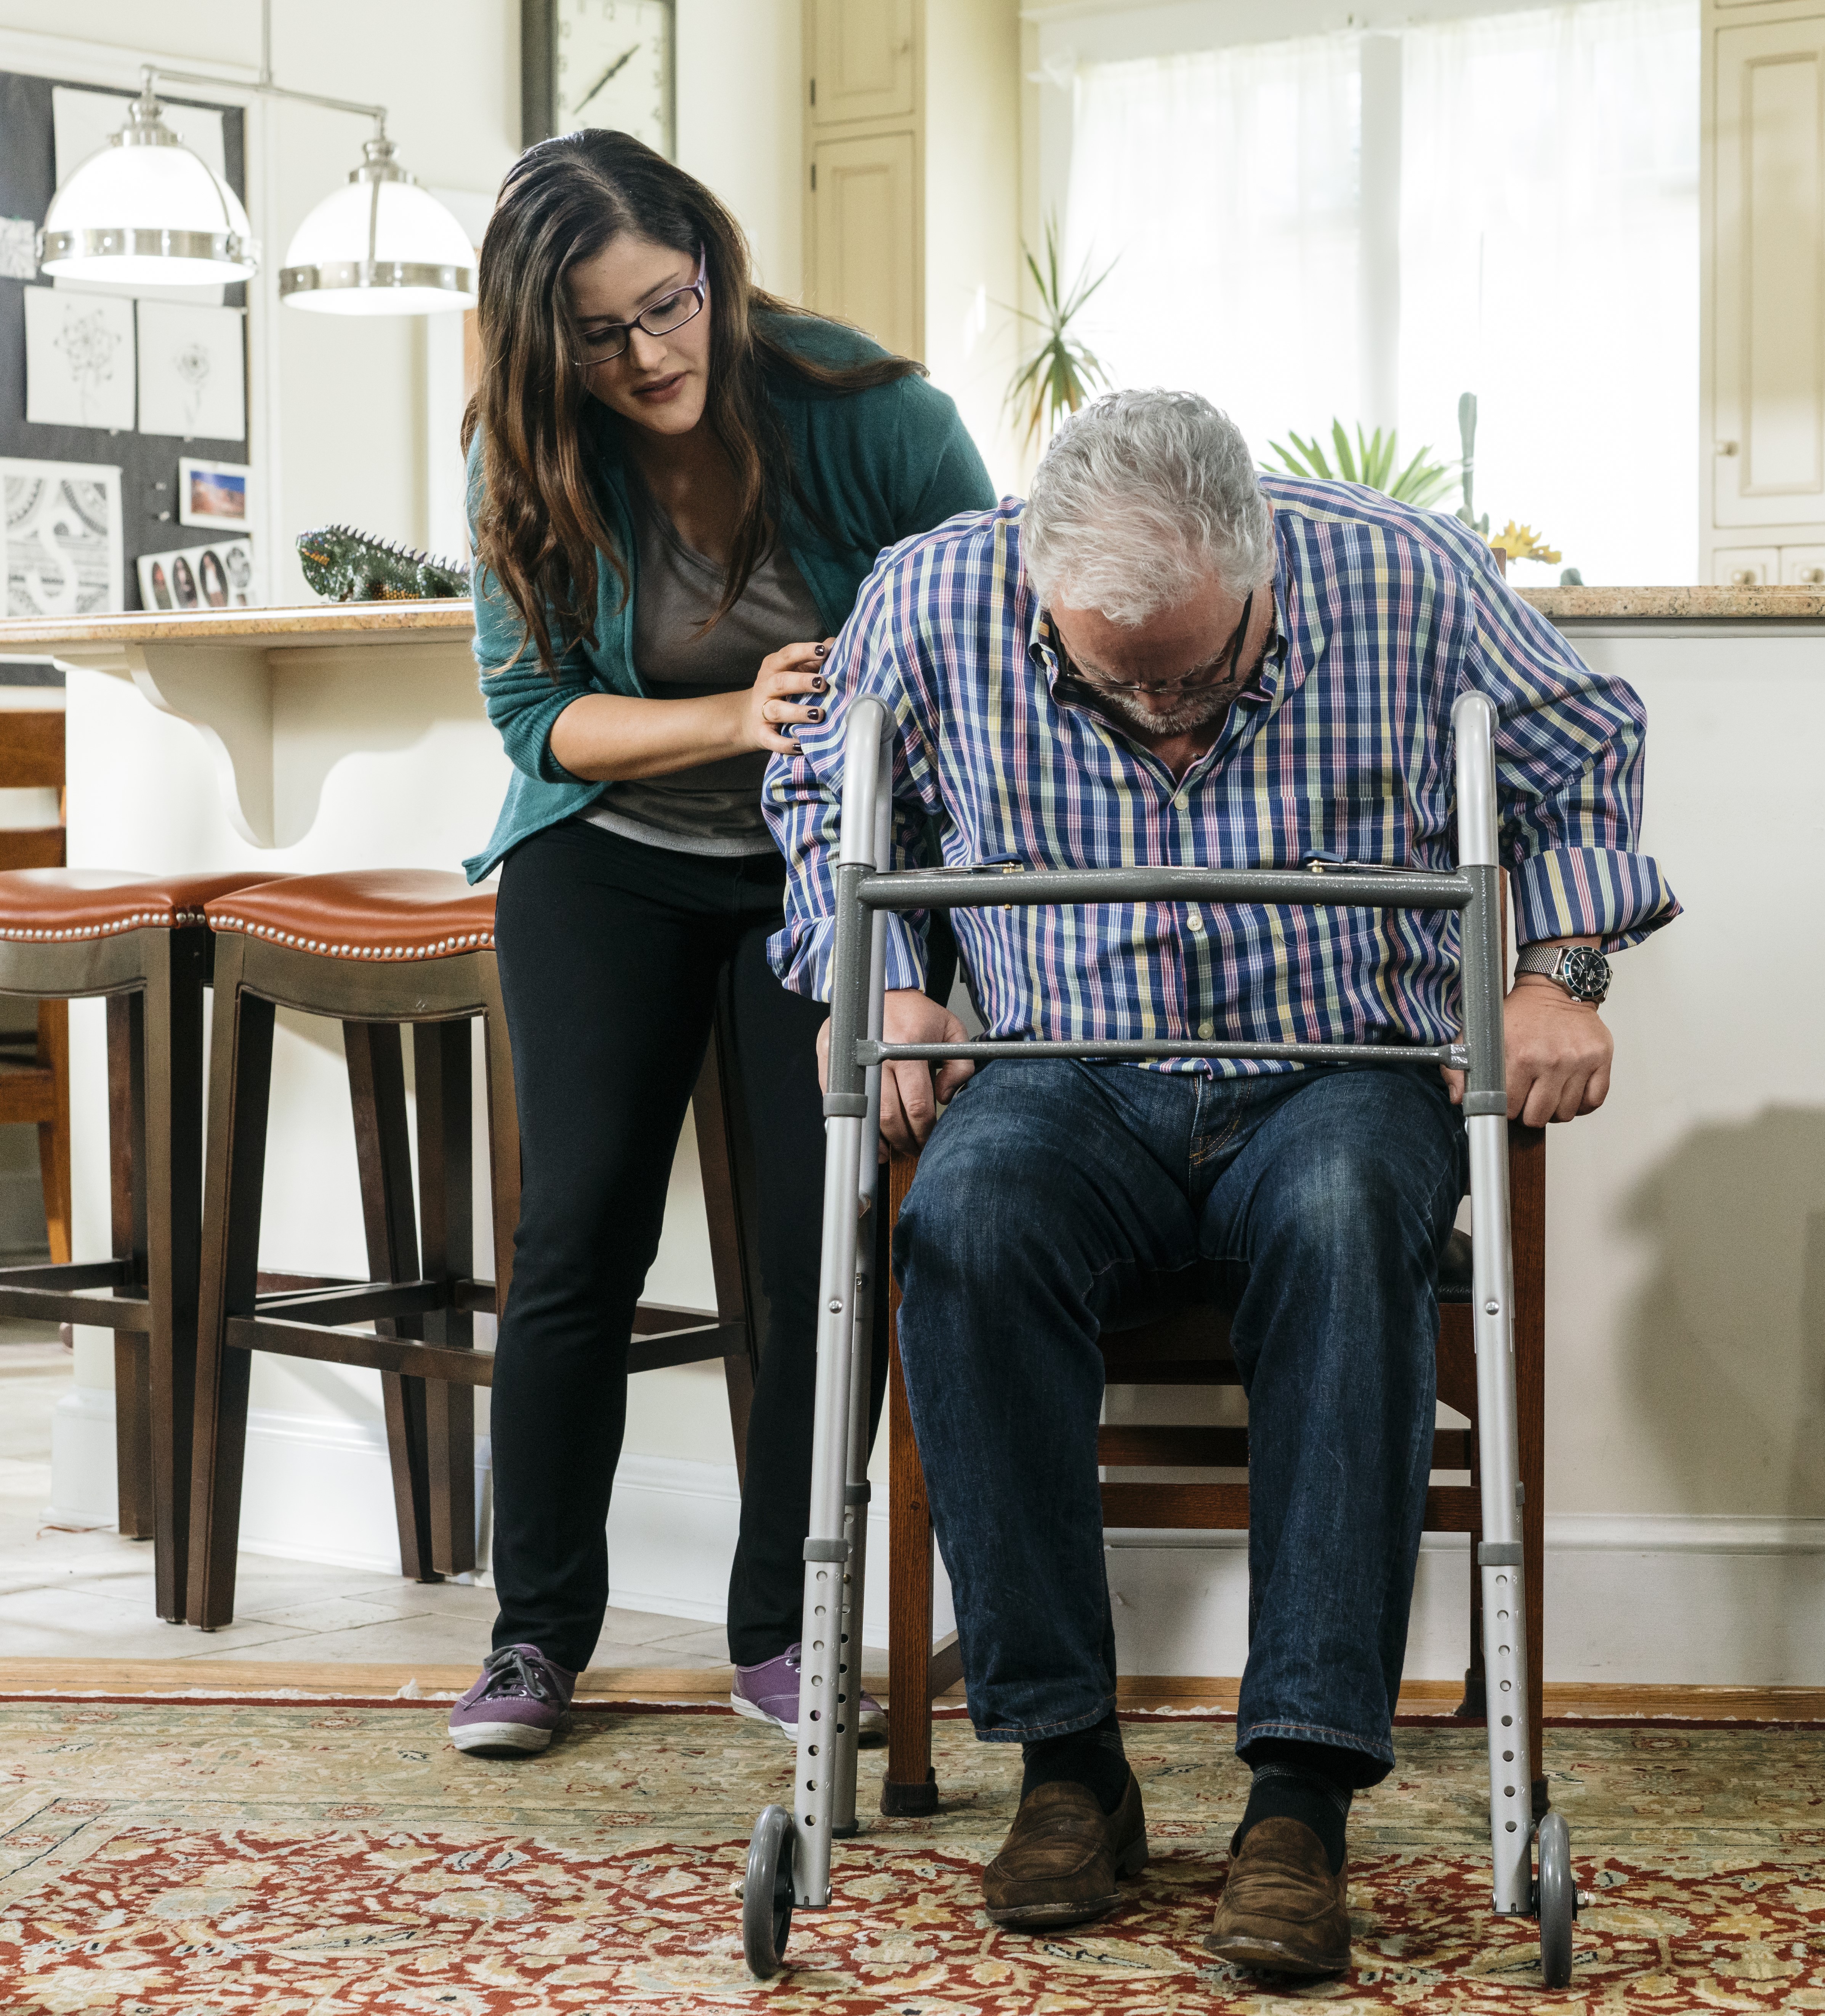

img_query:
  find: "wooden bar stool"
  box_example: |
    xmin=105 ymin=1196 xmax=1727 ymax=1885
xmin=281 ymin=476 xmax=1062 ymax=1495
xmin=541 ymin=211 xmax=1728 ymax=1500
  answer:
xmin=0 ymin=867 xmax=279 ymax=1622
xmin=187 ymin=870 xmax=763 ymax=1630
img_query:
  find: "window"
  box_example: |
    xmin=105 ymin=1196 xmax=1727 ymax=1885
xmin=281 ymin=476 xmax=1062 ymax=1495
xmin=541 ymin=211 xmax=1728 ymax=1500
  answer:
xmin=1063 ymin=3 xmax=1700 ymax=584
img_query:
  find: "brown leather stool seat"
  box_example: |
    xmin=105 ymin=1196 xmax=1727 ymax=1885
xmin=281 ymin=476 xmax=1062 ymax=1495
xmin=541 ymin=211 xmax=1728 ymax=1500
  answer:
xmin=203 ymin=869 xmax=498 ymax=962
xmin=0 ymin=865 xmax=284 ymax=1623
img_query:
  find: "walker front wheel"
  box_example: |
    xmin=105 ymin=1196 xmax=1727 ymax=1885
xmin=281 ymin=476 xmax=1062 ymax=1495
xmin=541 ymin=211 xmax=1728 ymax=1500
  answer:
xmin=1536 ymin=1809 xmax=1575 ymax=1988
xmin=742 ymin=1803 xmax=795 ymax=1980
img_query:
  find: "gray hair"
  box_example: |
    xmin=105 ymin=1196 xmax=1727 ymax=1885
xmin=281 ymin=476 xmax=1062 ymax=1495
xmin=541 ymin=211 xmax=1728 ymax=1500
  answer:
xmin=1024 ymin=389 xmax=1275 ymax=623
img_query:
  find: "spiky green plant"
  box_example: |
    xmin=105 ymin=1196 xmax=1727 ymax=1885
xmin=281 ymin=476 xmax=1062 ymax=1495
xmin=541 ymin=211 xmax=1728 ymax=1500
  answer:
xmin=1003 ymin=217 xmax=1117 ymax=451
xmin=1266 ymin=420 xmax=1458 ymax=510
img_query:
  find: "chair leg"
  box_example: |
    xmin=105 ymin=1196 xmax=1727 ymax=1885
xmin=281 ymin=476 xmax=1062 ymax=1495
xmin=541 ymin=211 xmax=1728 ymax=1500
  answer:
xmin=883 ymin=1151 xmax=940 ymax=1817
xmin=1511 ymin=1121 xmax=1548 ymax=1817
xmin=344 ymin=1020 xmax=438 ymax=1585
xmin=106 ymin=994 xmax=155 ymax=1542
xmin=35 ymin=999 xmax=71 ymax=1266
xmin=414 ymin=1018 xmax=474 ymax=1577
xmin=479 ymin=959 xmax=520 ymax=1324
xmin=187 ymin=938 xmax=274 ymax=1630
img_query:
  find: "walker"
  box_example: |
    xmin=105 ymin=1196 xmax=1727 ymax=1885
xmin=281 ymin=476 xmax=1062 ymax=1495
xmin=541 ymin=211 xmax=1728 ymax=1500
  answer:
xmin=740 ymin=690 xmax=1577 ymax=1988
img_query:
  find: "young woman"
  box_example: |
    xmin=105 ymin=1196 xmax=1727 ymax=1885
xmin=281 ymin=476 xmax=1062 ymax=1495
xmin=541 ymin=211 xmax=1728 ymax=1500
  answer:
xmin=449 ymin=130 xmax=993 ymax=1754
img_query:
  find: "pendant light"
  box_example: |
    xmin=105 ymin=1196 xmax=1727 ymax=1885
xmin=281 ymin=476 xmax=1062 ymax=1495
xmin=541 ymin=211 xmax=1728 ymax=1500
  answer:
xmin=38 ymin=78 xmax=258 ymax=287
xmin=280 ymin=128 xmax=476 ymax=315
xmin=34 ymin=0 xmax=477 ymax=316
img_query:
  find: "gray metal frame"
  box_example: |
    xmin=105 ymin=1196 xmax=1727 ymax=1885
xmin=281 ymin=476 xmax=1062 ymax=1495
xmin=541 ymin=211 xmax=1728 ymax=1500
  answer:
xmin=781 ymin=689 xmax=1539 ymax=1921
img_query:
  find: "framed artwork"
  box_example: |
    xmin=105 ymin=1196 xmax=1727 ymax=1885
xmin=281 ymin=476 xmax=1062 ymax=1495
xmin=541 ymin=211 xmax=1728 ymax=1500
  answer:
xmin=177 ymin=457 xmax=251 ymax=531
xmin=522 ymin=0 xmax=675 ymax=155
xmin=137 ymin=537 xmax=253 ymax=612
xmin=138 ymin=302 xmax=246 ymax=442
xmin=0 ymin=458 xmax=123 ymax=616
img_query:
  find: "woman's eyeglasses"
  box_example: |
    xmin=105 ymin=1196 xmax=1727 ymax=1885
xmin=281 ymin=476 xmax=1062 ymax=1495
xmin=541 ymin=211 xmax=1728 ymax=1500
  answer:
xmin=1066 ymin=590 xmax=1256 ymax=697
xmin=571 ymin=248 xmax=707 ymax=367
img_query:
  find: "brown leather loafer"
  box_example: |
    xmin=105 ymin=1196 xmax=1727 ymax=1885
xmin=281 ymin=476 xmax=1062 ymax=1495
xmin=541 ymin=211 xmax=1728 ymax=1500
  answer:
xmin=982 ymin=1772 xmax=1148 ymax=1928
xmin=1205 ymin=1816 xmax=1350 ymax=1976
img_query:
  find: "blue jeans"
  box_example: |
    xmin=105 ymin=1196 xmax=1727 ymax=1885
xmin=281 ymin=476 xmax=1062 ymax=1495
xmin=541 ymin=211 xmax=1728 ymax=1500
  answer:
xmin=892 ymin=1058 xmax=1464 ymax=1782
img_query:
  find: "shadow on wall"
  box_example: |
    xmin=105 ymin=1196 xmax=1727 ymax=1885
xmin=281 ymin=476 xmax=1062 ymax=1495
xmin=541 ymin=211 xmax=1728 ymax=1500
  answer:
xmin=1620 ymin=1106 xmax=1825 ymax=1520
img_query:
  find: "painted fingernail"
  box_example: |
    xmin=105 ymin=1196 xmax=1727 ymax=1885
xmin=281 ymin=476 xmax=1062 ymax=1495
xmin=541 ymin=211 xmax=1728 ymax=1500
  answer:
xmin=809 ymin=708 xmax=824 ymax=721
xmin=812 ymin=676 xmax=825 ymax=691
xmin=815 ymin=643 xmax=829 ymax=655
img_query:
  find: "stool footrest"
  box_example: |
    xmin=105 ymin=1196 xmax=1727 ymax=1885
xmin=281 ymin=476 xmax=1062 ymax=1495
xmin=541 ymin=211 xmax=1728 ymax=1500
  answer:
xmin=225 ymin=1315 xmax=494 ymax=1386
xmin=626 ymin=1321 xmax=749 ymax=1375
xmin=254 ymin=1279 xmax=445 ymax=1327
xmin=0 ymin=1257 xmax=150 ymax=1332
xmin=0 ymin=1258 xmax=131 ymax=1292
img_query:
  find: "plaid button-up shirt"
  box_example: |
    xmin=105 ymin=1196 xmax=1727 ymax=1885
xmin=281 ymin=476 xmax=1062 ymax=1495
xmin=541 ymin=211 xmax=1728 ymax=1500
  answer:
xmin=764 ymin=479 xmax=1678 ymax=1074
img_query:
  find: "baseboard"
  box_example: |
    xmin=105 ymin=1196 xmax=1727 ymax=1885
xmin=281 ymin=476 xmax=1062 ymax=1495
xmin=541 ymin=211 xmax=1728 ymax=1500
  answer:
xmin=45 ymin=1391 xmax=1825 ymax=1685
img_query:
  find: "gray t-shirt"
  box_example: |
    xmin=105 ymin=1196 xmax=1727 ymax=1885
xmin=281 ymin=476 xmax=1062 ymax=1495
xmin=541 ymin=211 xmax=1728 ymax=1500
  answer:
xmin=584 ymin=490 xmax=824 ymax=856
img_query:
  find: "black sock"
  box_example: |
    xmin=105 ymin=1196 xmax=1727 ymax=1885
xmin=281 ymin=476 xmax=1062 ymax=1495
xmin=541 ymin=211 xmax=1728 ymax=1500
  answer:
xmin=1021 ymin=1710 xmax=1129 ymax=1815
xmin=1237 ymin=1751 xmax=1353 ymax=1874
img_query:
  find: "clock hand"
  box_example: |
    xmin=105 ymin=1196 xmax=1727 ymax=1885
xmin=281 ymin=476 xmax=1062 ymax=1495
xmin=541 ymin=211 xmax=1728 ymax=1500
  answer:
xmin=573 ymin=45 xmax=641 ymax=119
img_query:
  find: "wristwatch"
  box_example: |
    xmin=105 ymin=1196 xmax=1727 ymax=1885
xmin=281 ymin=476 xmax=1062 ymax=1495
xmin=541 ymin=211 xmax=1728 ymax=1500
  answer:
xmin=1514 ymin=944 xmax=1611 ymax=1003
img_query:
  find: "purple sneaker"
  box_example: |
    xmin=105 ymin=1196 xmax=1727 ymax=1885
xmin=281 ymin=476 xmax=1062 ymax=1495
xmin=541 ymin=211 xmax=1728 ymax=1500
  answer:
xmin=448 ymin=1644 xmax=577 ymax=1755
xmin=731 ymin=1642 xmax=886 ymax=1745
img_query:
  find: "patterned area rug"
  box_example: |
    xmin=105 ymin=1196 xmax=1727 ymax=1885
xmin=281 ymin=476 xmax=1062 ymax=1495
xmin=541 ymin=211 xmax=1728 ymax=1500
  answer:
xmin=2 ymin=1701 xmax=1822 ymax=2012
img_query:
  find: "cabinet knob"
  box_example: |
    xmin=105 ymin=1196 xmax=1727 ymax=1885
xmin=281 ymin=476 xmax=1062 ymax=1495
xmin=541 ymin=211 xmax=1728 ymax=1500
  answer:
xmin=1716 ymin=440 xmax=1740 ymax=456
xmin=1730 ymin=569 xmax=1759 ymax=586
xmin=1801 ymin=568 xmax=1825 ymax=585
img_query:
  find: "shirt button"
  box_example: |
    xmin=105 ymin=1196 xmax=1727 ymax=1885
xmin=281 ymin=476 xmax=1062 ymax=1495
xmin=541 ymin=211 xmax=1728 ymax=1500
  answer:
xmin=1198 ymin=1019 xmax=1215 ymax=1039
xmin=1186 ymin=905 xmax=1204 ymax=931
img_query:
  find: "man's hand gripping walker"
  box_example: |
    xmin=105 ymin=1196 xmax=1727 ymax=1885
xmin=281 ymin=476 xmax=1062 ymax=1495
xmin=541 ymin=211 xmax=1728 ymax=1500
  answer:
xmin=742 ymin=691 xmax=1577 ymax=1988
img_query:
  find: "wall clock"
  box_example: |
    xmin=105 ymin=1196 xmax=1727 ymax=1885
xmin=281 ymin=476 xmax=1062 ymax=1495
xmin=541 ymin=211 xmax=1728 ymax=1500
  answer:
xmin=522 ymin=0 xmax=676 ymax=157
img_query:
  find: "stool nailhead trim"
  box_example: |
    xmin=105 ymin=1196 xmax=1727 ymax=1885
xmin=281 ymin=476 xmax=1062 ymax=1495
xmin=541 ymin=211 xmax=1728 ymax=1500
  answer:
xmin=208 ymin=916 xmax=496 ymax=960
xmin=0 ymin=910 xmax=174 ymax=942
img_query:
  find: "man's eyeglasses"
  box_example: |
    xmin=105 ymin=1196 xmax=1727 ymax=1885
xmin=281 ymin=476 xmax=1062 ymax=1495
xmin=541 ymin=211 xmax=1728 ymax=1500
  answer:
xmin=1066 ymin=589 xmax=1256 ymax=697
xmin=571 ymin=248 xmax=707 ymax=368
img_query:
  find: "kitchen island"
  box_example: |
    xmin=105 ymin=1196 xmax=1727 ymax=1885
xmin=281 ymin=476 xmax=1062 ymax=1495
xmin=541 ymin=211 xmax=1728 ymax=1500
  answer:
xmin=0 ymin=588 xmax=1818 ymax=1681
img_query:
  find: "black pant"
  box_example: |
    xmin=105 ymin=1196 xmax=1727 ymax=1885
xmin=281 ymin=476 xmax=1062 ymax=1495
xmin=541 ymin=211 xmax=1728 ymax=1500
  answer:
xmin=487 ymin=818 xmax=886 ymax=1671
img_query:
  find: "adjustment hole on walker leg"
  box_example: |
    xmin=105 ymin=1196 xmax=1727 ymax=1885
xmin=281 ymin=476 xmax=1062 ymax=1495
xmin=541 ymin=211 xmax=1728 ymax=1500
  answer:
xmin=810 ymin=1710 xmax=821 ymax=1722
xmin=1502 ymin=1716 xmax=1513 ymax=1728
xmin=1503 ymin=1751 xmax=1514 ymax=1763
xmin=808 ymin=1745 xmax=819 ymax=1756
xmin=1500 ymin=1681 xmax=1513 ymax=1692
xmin=1499 ymin=1645 xmax=1510 ymax=1656
xmin=1505 ymin=1786 xmax=1516 ymax=1797
xmin=1505 ymin=1822 xmax=1517 ymax=1833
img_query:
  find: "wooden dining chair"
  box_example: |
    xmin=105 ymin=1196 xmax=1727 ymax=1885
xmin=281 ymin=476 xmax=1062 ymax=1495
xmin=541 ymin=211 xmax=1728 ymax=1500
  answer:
xmin=881 ymin=1121 xmax=1548 ymax=1819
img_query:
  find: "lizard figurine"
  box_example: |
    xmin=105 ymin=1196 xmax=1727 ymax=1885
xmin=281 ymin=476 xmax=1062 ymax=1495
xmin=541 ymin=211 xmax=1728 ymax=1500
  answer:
xmin=296 ymin=525 xmax=471 ymax=603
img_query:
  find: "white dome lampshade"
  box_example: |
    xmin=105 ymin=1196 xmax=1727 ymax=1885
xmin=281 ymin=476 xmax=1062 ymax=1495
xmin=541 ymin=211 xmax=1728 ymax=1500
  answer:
xmin=280 ymin=133 xmax=476 ymax=314
xmin=38 ymin=87 xmax=258 ymax=286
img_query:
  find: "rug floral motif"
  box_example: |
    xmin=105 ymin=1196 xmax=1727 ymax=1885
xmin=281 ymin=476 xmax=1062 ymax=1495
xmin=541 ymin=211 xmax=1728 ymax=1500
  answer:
xmin=0 ymin=1704 xmax=1821 ymax=2012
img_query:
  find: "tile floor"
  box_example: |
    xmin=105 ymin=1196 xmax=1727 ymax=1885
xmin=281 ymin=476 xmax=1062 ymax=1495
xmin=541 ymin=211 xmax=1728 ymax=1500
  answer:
xmin=0 ymin=1336 xmax=729 ymax=1673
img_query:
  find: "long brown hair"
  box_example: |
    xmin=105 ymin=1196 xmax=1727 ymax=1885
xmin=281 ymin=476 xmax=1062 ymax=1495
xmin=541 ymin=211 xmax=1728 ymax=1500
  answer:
xmin=464 ymin=130 xmax=921 ymax=673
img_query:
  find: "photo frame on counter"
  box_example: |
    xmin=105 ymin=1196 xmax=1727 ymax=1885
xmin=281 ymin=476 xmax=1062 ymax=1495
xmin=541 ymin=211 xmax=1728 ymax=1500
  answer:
xmin=177 ymin=456 xmax=250 ymax=531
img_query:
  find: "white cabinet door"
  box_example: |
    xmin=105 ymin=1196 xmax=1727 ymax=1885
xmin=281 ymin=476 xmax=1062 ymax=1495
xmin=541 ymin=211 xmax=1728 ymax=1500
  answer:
xmin=809 ymin=130 xmax=920 ymax=361
xmin=1713 ymin=545 xmax=1780 ymax=583
xmin=1713 ymin=18 xmax=1825 ymax=527
xmin=1781 ymin=543 xmax=1825 ymax=582
xmin=808 ymin=0 xmax=916 ymax=126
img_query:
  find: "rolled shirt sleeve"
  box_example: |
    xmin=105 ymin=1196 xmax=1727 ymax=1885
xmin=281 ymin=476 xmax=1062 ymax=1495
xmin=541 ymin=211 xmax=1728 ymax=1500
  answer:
xmin=1466 ymin=566 xmax=1680 ymax=950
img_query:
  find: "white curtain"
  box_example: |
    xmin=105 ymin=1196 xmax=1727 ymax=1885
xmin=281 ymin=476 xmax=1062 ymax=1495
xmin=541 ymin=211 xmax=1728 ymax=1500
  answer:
xmin=1061 ymin=3 xmax=1698 ymax=583
xmin=1399 ymin=3 xmax=1699 ymax=585
xmin=1062 ymin=36 xmax=1362 ymax=466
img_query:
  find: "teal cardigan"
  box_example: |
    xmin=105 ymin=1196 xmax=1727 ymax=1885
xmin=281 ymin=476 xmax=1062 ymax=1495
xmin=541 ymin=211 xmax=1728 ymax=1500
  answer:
xmin=463 ymin=313 xmax=995 ymax=880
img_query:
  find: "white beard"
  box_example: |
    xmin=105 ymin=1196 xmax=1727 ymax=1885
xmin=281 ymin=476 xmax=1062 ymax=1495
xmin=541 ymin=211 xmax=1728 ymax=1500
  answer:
xmin=1088 ymin=678 xmax=1242 ymax=738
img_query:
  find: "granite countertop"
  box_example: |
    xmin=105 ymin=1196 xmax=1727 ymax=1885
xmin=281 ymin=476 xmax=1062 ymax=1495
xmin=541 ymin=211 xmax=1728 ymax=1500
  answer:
xmin=0 ymin=601 xmax=476 ymax=652
xmin=1519 ymin=585 xmax=1825 ymax=620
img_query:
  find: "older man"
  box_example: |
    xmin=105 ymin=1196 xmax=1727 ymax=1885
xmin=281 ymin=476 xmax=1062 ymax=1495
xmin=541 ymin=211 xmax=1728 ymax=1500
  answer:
xmin=764 ymin=391 xmax=1676 ymax=1974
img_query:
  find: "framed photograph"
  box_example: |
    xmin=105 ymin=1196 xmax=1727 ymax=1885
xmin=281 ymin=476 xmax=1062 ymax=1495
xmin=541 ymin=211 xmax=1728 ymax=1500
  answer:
xmin=136 ymin=537 xmax=254 ymax=612
xmin=178 ymin=457 xmax=251 ymax=531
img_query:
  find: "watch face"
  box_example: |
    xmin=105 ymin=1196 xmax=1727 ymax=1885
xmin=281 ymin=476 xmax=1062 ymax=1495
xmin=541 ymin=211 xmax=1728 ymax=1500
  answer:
xmin=555 ymin=0 xmax=675 ymax=155
xmin=1560 ymin=947 xmax=1610 ymax=1002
